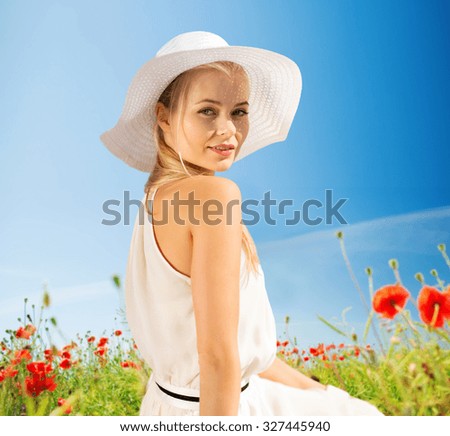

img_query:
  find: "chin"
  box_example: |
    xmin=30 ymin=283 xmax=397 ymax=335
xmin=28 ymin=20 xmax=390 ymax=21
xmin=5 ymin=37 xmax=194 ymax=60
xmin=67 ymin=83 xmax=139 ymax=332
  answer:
xmin=213 ymin=159 xmax=234 ymax=172
xmin=197 ymin=156 xmax=233 ymax=172
xmin=214 ymin=165 xmax=232 ymax=173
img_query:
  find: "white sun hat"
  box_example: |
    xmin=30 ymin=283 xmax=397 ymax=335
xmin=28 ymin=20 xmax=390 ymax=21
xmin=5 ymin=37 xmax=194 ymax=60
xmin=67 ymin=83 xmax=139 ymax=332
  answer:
xmin=99 ymin=31 xmax=302 ymax=172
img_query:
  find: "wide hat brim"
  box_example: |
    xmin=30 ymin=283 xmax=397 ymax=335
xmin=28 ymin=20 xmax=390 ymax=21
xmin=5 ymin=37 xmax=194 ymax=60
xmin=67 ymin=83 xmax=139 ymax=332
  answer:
xmin=100 ymin=45 xmax=302 ymax=172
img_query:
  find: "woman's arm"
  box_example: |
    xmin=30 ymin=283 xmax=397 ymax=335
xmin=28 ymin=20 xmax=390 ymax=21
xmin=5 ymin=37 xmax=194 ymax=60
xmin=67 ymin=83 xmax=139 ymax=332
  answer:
xmin=258 ymin=357 xmax=327 ymax=390
xmin=189 ymin=176 xmax=243 ymax=416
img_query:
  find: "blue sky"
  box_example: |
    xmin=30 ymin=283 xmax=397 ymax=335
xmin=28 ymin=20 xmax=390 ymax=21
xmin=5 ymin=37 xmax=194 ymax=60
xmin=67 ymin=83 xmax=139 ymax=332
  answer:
xmin=0 ymin=0 xmax=449 ymax=349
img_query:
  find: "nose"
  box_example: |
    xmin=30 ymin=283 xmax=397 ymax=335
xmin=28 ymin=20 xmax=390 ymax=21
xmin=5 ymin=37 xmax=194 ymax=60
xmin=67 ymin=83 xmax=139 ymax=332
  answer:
xmin=216 ymin=115 xmax=237 ymax=137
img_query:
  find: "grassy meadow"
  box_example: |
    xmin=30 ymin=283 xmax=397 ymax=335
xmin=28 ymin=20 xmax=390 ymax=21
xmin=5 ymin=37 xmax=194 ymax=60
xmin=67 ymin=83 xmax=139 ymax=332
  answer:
xmin=1 ymin=232 xmax=449 ymax=416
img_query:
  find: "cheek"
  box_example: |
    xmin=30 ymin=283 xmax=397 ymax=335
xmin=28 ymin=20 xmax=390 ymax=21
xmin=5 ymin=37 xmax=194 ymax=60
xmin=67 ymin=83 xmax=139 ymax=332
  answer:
xmin=237 ymin=120 xmax=250 ymax=141
xmin=183 ymin=116 xmax=213 ymax=139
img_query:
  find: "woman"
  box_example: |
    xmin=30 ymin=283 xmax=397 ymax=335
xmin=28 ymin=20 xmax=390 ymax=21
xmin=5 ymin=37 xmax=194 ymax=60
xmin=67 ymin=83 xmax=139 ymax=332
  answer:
xmin=100 ymin=31 xmax=384 ymax=416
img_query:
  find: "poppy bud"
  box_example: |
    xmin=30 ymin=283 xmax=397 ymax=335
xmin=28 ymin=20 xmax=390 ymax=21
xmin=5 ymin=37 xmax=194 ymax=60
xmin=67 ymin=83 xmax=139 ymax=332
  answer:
xmin=388 ymin=259 xmax=398 ymax=269
xmin=43 ymin=291 xmax=51 ymax=308
xmin=415 ymin=272 xmax=424 ymax=283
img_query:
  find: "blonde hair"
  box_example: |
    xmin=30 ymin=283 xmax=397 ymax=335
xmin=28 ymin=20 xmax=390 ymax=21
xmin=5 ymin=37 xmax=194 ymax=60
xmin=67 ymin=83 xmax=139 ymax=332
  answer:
xmin=144 ymin=60 xmax=260 ymax=277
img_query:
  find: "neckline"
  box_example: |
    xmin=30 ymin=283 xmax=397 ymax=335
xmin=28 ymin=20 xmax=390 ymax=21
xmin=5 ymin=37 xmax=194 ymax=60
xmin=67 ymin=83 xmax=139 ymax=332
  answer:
xmin=148 ymin=186 xmax=192 ymax=283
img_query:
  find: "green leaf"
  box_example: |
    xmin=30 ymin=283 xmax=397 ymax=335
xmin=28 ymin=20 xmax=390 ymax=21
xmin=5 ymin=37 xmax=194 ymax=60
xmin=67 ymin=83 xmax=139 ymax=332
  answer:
xmin=24 ymin=396 xmax=36 ymax=416
xmin=363 ymin=310 xmax=374 ymax=342
xmin=430 ymin=326 xmax=450 ymax=342
xmin=112 ymin=275 xmax=121 ymax=289
xmin=317 ymin=314 xmax=349 ymax=338
xmin=36 ymin=396 xmax=50 ymax=416
xmin=341 ymin=306 xmax=352 ymax=324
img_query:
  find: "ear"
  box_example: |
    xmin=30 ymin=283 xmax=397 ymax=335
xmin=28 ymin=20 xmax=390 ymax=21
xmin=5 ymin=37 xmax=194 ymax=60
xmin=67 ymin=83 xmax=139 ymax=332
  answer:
xmin=155 ymin=102 xmax=171 ymax=133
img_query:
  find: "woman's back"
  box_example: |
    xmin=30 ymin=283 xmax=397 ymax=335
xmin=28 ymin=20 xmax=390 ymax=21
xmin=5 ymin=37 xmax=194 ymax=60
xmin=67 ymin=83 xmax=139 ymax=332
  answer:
xmin=148 ymin=177 xmax=196 ymax=281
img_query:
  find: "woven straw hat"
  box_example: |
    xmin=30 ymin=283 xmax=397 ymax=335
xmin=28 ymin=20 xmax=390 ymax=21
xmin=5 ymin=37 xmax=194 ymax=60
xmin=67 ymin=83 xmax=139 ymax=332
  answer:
xmin=99 ymin=31 xmax=302 ymax=172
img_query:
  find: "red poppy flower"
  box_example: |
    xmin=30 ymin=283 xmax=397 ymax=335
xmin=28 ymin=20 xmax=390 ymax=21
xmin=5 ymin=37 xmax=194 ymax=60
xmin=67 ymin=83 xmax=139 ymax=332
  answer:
xmin=114 ymin=330 xmax=122 ymax=336
xmin=11 ymin=349 xmax=33 ymax=365
xmin=0 ymin=365 xmax=18 ymax=382
xmin=326 ymin=344 xmax=336 ymax=351
xmin=25 ymin=324 xmax=36 ymax=335
xmin=98 ymin=337 xmax=108 ymax=347
xmin=15 ymin=324 xmax=37 ymax=340
xmin=338 ymin=356 xmax=345 ymax=361
xmin=303 ymin=356 xmax=310 ymax=362
xmin=94 ymin=347 xmax=107 ymax=357
xmin=372 ymin=284 xmax=410 ymax=319
xmin=59 ymin=358 xmax=72 ymax=370
xmin=26 ymin=361 xmax=53 ymax=375
xmin=87 ymin=336 xmax=96 ymax=343
xmin=338 ymin=343 xmax=345 ymax=349
xmin=292 ymin=347 xmax=299 ymax=354
xmin=25 ymin=373 xmax=57 ymax=397
xmin=15 ymin=327 xmax=31 ymax=340
xmin=57 ymin=398 xmax=72 ymax=414
xmin=121 ymin=361 xmax=138 ymax=369
xmin=309 ymin=343 xmax=325 ymax=356
xmin=417 ymin=285 xmax=450 ymax=328
xmin=60 ymin=351 xmax=71 ymax=360
xmin=281 ymin=340 xmax=289 ymax=347
xmin=63 ymin=342 xmax=77 ymax=352
xmin=24 ymin=360 xmax=56 ymax=397
xmin=44 ymin=349 xmax=54 ymax=361
xmin=276 ymin=340 xmax=281 ymax=347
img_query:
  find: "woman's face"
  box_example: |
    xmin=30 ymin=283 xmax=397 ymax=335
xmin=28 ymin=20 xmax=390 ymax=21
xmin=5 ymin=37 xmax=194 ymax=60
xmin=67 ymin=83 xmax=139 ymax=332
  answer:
xmin=159 ymin=69 xmax=250 ymax=173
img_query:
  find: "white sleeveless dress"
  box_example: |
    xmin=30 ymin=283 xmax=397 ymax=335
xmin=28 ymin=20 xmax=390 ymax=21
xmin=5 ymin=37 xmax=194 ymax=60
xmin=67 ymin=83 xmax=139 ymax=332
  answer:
xmin=124 ymin=187 xmax=384 ymax=416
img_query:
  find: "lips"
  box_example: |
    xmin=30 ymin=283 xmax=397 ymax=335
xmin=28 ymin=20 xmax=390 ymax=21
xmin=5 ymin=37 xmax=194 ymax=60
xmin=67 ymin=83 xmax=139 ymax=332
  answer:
xmin=208 ymin=145 xmax=234 ymax=157
xmin=208 ymin=144 xmax=235 ymax=150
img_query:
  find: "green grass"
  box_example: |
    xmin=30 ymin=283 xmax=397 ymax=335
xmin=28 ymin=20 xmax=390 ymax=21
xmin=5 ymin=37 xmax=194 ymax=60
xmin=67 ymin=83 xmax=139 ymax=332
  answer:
xmin=1 ymin=234 xmax=449 ymax=415
xmin=276 ymin=320 xmax=450 ymax=416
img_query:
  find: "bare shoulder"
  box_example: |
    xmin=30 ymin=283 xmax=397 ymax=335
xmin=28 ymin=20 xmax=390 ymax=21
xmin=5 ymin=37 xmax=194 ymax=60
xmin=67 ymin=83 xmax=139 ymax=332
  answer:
xmin=184 ymin=176 xmax=242 ymax=234
xmin=186 ymin=175 xmax=242 ymax=200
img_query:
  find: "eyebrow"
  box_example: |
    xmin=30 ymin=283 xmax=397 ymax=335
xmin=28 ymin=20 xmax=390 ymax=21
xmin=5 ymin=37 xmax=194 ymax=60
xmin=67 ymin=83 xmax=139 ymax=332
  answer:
xmin=195 ymin=99 xmax=249 ymax=107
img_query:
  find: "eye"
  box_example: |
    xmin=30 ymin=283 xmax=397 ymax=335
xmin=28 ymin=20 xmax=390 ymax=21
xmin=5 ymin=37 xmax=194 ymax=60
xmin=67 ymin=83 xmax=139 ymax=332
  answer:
xmin=198 ymin=107 xmax=249 ymax=117
xmin=198 ymin=108 xmax=215 ymax=115
xmin=233 ymin=109 xmax=249 ymax=116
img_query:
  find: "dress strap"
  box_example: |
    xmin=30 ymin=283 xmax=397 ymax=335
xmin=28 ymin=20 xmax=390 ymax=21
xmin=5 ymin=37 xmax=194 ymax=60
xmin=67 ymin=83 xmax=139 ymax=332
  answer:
xmin=147 ymin=186 xmax=158 ymax=214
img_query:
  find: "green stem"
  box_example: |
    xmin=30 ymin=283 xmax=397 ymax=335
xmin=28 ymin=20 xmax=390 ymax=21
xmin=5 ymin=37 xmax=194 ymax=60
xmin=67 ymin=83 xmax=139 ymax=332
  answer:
xmin=438 ymin=244 xmax=450 ymax=268
xmin=338 ymin=236 xmax=386 ymax=356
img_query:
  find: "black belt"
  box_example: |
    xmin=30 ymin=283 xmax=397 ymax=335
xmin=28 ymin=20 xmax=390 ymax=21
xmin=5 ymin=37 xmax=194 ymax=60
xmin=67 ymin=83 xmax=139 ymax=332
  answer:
xmin=155 ymin=381 xmax=250 ymax=403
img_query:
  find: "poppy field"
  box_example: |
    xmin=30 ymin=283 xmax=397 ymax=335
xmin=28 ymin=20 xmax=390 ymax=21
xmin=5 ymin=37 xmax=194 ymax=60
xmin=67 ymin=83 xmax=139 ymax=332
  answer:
xmin=0 ymin=231 xmax=449 ymax=416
